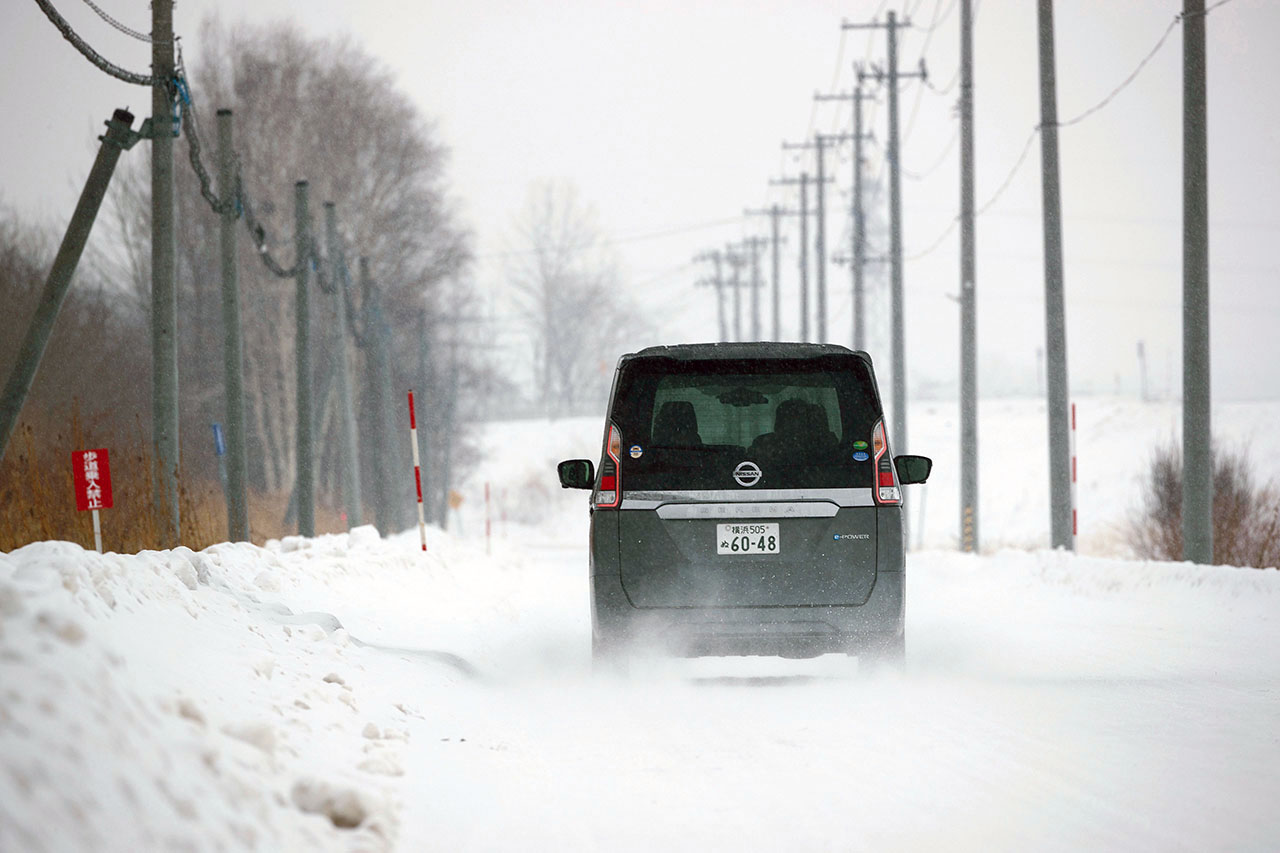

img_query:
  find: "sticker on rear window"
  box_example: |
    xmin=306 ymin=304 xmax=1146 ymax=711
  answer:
xmin=852 ymin=450 xmax=870 ymax=461
xmin=853 ymin=440 xmax=869 ymax=451
xmin=629 ymin=445 xmax=643 ymax=459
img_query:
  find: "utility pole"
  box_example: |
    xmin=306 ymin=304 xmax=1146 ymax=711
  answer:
xmin=769 ymin=172 xmax=824 ymax=341
xmin=959 ymin=0 xmax=978 ymax=553
xmin=725 ymin=245 xmax=746 ymax=342
xmin=735 ymin=237 xmax=767 ymax=341
xmin=439 ymin=329 xmax=459 ymax=528
xmin=747 ymin=236 xmax=764 ymax=341
xmin=744 ymin=205 xmax=793 ymax=342
xmin=1036 ymin=0 xmax=1073 ymax=550
xmin=1182 ymin=0 xmax=1212 ymax=564
xmin=694 ymin=250 xmax=727 ymax=342
xmin=814 ymin=137 xmax=828 ymax=342
xmin=295 ymin=181 xmax=314 ymax=537
xmin=1137 ymin=340 xmax=1149 ymax=402
xmin=798 ymin=173 xmax=808 ymax=342
xmin=0 ymin=109 xmax=137 ymax=460
xmin=151 ymin=0 xmax=179 ymax=542
xmin=217 ymin=109 xmax=249 ymax=542
xmin=844 ymin=13 xmax=923 ymax=455
xmin=782 ymin=137 xmax=847 ymax=344
xmin=326 ymin=203 xmax=362 ymax=529
xmin=417 ymin=308 xmax=433 ymax=522
xmin=362 ymin=257 xmax=392 ymax=534
xmin=816 ymin=82 xmax=875 ymax=351
xmin=770 ymin=206 xmax=781 ymax=341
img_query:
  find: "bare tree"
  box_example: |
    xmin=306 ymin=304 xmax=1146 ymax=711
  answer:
xmin=508 ymin=180 xmax=642 ymax=416
xmin=101 ymin=19 xmax=474 ymax=510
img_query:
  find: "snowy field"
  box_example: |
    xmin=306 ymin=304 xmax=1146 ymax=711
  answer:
xmin=2 ymin=397 xmax=1279 ymax=851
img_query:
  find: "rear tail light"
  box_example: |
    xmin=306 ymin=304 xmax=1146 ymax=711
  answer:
xmin=872 ymin=419 xmax=901 ymax=505
xmin=594 ymin=422 xmax=622 ymax=509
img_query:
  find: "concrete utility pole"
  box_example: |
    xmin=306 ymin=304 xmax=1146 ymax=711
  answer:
xmin=326 ymin=203 xmax=363 ymax=529
xmin=295 ymin=181 xmax=315 ymax=537
xmin=725 ymin=246 xmax=746 ymax=342
xmin=737 ymin=237 xmax=767 ymax=341
xmin=799 ymin=174 xmax=809 ymax=343
xmin=694 ymin=250 xmax=727 ymax=341
xmin=744 ymin=205 xmax=793 ymax=342
xmin=959 ymin=0 xmax=978 ymax=553
xmin=1137 ymin=340 xmax=1149 ymax=402
xmin=816 ymin=82 xmax=876 ymax=352
xmin=417 ymin=308 xmax=433 ymax=522
xmin=770 ymin=172 xmax=829 ymax=341
xmin=439 ymin=330 xmax=459 ymax=529
xmin=0 ymin=109 xmax=137 ymax=460
xmin=844 ymin=12 xmax=921 ymax=454
xmin=770 ymin=206 xmax=781 ymax=341
xmin=216 ymin=109 xmax=250 ymax=542
xmin=815 ymin=136 xmax=828 ymax=342
xmin=782 ymin=138 xmax=848 ymax=344
xmin=1182 ymin=0 xmax=1212 ymax=564
xmin=151 ymin=0 xmax=180 ymax=542
xmin=361 ymin=257 xmax=393 ymax=533
xmin=1036 ymin=0 xmax=1073 ymax=550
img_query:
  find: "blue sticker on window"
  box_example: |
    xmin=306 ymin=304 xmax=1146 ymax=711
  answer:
xmin=629 ymin=445 xmax=643 ymax=459
xmin=852 ymin=450 xmax=870 ymax=462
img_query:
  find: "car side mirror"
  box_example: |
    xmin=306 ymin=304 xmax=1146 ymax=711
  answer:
xmin=558 ymin=459 xmax=596 ymax=490
xmin=894 ymin=454 xmax=932 ymax=485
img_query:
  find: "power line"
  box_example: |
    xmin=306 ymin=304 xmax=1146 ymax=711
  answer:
xmin=475 ymin=216 xmax=743 ymax=261
xmin=903 ymin=125 xmax=958 ymax=181
xmin=906 ymin=1 xmax=1240 ymax=262
xmin=33 ymin=0 xmax=153 ymax=85
xmin=79 ymin=0 xmax=156 ymax=43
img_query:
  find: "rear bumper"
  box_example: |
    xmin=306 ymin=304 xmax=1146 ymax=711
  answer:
xmin=591 ymin=568 xmax=904 ymax=658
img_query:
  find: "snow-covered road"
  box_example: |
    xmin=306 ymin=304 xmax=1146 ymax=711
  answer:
xmin=3 ymin=400 xmax=1280 ymax=850
xmin=393 ymin=522 xmax=1280 ymax=852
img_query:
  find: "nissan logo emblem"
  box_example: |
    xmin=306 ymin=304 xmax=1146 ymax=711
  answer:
xmin=733 ymin=461 xmax=762 ymax=487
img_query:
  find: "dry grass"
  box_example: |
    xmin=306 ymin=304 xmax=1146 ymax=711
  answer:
xmin=1 ymin=417 xmax=347 ymax=554
xmin=1129 ymin=440 xmax=1280 ymax=569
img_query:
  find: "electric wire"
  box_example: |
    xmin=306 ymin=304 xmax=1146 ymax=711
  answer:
xmin=904 ymin=0 xmax=1236 ymax=263
xmin=174 ymin=44 xmax=311 ymax=279
xmin=33 ymin=0 xmax=152 ymax=85
xmin=903 ymin=125 xmax=958 ymax=181
xmin=79 ymin=0 xmax=156 ymax=43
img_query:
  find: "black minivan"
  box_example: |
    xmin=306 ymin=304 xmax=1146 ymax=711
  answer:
xmin=558 ymin=343 xmax=931 ymax=667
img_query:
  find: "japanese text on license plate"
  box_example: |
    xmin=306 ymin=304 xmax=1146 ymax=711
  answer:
xmin=716 ymin=523 xmax=780 ymax=555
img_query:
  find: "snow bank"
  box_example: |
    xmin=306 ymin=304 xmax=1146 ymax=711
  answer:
xmin=0 ymin=532 xmax=448 ymax=852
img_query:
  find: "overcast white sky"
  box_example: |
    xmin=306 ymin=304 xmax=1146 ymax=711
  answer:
xmin=3 ymin=0 xmax=1279 ymax=406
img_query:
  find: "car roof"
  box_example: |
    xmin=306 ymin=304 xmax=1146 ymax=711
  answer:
xmin=623 ymin=342 xmax=870 ymax=365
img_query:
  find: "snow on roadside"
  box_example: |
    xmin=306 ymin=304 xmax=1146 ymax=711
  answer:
xmin=0 ymin=530 xmax=469 ymax=852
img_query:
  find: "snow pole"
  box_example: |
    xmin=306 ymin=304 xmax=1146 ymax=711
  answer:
xmin=1070 ymin=402 xmax=1078 ymax=544
xmin=485 ymin=481 xmax=492 ymax=556
xmin=408 ymin=390 xmax=427 ymax=552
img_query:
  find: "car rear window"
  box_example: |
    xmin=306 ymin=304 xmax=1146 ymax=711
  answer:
xmin=610 ymin=355 xmax=882 ymax=491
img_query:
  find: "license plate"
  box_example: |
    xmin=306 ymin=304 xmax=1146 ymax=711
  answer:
xmin=716 ymin=523 xmax=780 ymax=555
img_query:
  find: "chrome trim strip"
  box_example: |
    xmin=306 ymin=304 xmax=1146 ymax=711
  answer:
xmin=656 ymin=502 xmax=839 ymax=519
xmin=621 ymin=488 xmax=874 ymax=510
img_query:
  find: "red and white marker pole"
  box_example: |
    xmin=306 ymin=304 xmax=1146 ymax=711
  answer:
xmin=1070 ymin=402 xmax=1078 ymax=543
xmin=408 ymin=390 xmax=427 ymax=552
xmin=485 ymin=481 xmax=492 ymax=556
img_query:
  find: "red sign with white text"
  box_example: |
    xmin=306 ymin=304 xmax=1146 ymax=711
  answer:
xmin=72 ymin=448 xmax=113 ymax=511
